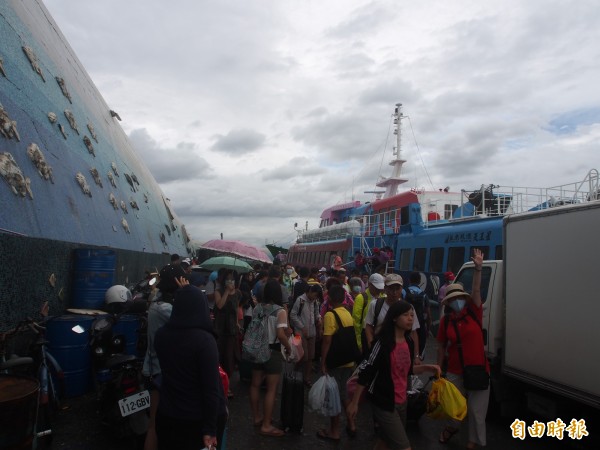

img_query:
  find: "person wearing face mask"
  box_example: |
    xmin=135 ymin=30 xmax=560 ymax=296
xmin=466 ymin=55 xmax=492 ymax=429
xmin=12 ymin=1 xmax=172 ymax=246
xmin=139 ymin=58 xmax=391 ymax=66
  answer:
xmin=351 ymin=273 xmax=384 ymax=355
xmin=348 ymin=277 xmax=363 ymax=298
xmin=282 ymin=264 xmax=297 ymax=295
xmin=436 ymin=249 xmax=487 ymax=450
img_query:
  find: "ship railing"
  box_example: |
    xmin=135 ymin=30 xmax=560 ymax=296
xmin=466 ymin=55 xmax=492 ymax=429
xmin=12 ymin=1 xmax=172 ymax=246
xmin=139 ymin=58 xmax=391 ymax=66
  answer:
xmin=453 ymin=168 xmax=600 ymax=219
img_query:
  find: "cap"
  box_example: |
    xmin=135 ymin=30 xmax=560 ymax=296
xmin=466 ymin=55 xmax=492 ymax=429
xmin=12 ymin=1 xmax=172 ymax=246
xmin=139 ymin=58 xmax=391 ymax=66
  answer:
xmin=444 ymin=271 xmax=455 ymax=281
xmin=368 ymin=273 xmax=385 ymax=289
xmin=181 ymin=257 xmax=191 ymax=268
xmin=384 ymin=273 xmax=404 ymax=287
xmin=319 ymin=267 xmax=327 ymax=272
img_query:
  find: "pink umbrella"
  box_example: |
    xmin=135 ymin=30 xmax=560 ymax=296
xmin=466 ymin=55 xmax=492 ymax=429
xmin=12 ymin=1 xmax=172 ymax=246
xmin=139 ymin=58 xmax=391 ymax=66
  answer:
xmin=200 ymin=239 xmax=272 ymax=264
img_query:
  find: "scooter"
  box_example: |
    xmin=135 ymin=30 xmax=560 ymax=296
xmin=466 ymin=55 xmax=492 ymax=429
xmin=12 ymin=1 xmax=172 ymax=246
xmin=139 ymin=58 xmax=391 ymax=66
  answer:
xmin=90 ymin=287 xmax=149 ymax=439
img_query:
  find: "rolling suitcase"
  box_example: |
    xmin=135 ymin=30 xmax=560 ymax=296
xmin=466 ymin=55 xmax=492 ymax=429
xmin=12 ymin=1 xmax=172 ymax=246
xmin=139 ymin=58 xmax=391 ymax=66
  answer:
xmin=280 ymin=365 xmax=304 ymax=433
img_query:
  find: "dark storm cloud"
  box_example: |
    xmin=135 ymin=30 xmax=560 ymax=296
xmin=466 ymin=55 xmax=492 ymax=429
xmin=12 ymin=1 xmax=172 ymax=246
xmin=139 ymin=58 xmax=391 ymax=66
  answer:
xmin=129 ymin=128 xmax=213 ymax=183
xmin=210 ymin=129 xmax=266 ymax=155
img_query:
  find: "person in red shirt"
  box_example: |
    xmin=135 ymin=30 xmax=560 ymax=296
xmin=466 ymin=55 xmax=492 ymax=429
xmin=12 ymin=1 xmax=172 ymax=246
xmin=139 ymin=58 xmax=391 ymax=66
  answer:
xmin=347 ymin=300 xmax=440 ymax=449
xmin=436 ymin=249 xmax=487 ymax=449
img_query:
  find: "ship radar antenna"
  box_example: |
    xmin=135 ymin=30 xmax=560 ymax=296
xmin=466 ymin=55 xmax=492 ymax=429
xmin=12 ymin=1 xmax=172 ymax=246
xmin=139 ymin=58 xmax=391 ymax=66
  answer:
xmin=376 ymin=103 xmax=408 ymax=198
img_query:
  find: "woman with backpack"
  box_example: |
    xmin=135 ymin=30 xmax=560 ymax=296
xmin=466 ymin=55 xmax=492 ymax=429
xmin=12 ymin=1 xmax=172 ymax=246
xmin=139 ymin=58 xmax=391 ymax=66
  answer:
xmin=347 ymin=300 xmax=441 ymax=450
xmin=436 ymin=249 xmax=488 ymax=449
xmin=248 ymin=279 xmax=292 ymax=437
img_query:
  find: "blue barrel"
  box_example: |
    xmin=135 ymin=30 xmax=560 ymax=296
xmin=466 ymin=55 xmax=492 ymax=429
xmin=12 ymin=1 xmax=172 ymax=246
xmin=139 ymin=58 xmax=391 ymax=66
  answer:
xmin=112 ymin=315 xmax=140 ymax=356
xmin=71 ymin=249 xmax=116 ymax=310
xmin=46 ymin=315 xmax=95 ymax=398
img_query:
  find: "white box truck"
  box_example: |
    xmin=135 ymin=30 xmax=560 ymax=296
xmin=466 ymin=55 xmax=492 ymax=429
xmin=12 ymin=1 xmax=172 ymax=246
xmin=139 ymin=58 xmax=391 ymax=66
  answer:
xmin=454 ymin=201 xmax=600 ymax=425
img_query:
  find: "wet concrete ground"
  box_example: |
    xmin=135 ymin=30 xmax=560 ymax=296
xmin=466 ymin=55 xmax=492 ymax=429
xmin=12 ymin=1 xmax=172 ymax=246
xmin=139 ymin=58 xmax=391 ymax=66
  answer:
xmin=52 ymin=340 xmax=595 ymax=450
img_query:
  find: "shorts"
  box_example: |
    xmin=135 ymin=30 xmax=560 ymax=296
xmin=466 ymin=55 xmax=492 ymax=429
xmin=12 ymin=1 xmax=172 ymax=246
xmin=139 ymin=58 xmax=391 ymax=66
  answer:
xmin=328 ymin=366 xmax=353 ymax=403
xmin=371 ymin=402 xmax=410 ymax=450
xmin=252 ymin=350 xmax=283 ymax=375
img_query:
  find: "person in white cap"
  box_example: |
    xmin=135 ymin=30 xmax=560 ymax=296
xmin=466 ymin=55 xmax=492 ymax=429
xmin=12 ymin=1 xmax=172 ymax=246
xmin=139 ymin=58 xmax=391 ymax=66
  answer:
xmin=364 ymin=273 xmax=420 ymax=357
xmin=351 ymin=273 xmax=385 ymax=355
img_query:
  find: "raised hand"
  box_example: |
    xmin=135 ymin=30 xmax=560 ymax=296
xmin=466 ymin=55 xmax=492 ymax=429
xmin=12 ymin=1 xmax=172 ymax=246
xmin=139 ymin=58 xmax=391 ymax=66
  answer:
xmin=471 ymin=248 xmax=484 ymax=269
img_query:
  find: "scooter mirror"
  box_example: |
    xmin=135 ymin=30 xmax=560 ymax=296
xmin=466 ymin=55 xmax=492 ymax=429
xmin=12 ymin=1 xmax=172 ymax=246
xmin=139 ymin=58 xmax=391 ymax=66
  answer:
xmin=71 ymin=325 xmax=85 ymax=334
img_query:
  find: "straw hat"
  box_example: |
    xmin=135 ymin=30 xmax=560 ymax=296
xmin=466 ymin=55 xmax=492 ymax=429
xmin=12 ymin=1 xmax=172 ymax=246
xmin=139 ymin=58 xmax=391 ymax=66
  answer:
xmin=442 ymin=283 xmax=472 ymax=303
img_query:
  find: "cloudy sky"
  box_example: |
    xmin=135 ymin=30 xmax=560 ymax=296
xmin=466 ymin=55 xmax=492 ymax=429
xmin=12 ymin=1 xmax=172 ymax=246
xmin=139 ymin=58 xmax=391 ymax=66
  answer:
xmin=44 ymin=0 xmax=600 ymax=249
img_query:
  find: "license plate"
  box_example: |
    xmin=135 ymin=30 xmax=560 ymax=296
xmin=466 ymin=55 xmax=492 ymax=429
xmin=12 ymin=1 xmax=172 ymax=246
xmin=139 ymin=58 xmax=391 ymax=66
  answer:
xmin=118 ymin=390 xmax=150 ymax=417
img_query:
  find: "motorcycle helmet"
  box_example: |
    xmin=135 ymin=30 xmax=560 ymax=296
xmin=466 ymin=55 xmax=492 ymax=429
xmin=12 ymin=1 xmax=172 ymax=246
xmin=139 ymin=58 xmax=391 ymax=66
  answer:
xmin=104 ymin=285 xmax=132 ymax=314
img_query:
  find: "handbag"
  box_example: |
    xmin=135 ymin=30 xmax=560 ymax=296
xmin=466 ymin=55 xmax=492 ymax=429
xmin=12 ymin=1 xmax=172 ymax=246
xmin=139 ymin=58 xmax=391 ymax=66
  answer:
xmin=462 ymin=365 xmax=489 ymax=390
xmin=451 ymin=319 xmax=489 ymax=391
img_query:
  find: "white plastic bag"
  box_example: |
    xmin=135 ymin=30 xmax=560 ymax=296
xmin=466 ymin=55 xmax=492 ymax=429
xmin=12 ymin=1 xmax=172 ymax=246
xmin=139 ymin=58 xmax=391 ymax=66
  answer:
xmin=282 ymin=334 xmax=304 ymax=363
xmin=408 ymin=374 xmax=424 ymax=394
xmin=308 ymin=375 xmax=341 ymax=416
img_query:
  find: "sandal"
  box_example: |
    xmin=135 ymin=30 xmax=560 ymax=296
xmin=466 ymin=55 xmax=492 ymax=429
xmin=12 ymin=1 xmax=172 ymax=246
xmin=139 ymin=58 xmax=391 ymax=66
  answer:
xmin=439 ymin=426 xmax=459 ymax=444
xmin=260 ymin=427 xmax=285 ymax=437
xmin=317 ymin=429 xmax=340 ymax=442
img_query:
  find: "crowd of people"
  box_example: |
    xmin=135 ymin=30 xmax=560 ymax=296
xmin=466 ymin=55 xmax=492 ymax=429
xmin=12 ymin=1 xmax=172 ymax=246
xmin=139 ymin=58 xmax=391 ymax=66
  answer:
xmin=141 ymin=250 xmax=488 ymax=450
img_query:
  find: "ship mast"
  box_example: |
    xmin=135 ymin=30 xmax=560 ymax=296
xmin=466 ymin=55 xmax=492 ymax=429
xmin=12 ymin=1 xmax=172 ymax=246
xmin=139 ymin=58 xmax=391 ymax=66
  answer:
xmin=376 ymin=103 xmax=408 ymax=198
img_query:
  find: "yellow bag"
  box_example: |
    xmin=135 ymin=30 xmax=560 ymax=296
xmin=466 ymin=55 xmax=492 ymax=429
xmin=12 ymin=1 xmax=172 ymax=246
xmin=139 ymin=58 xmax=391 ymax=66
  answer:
xmin=426 ymin=377 xmax=467 ymax=421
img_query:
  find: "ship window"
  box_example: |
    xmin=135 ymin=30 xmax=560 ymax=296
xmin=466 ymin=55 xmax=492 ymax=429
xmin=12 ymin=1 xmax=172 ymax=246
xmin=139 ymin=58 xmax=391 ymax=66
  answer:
xmin=428 ymin=247 xmax=444 ymax=272
xmin=495 ymin=245 xmax=503 ymax=260
xmin=444 ymin=204 xmax=458 ymax=220
xmin=399 ymin=249 xmax=412 ymax=271
xmin=447 ymin=247 xmax=465 ymax=273
xmin=400 ymin=207 xmax=409 ymax=225
xmin=455 ymin=266 xmax=492 ymax=304
xmin=414 ymin=248 xmax=426 ymax=271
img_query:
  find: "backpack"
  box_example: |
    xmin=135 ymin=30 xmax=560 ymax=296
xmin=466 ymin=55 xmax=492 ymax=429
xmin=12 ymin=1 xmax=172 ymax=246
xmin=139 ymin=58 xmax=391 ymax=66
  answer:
xmin=372 ymin=297 xmax=386 ymax=329
xmin=404 ymin=287 xmax=427 ymax=326
xmin=241 ymin=304 xmax=282 ymax=363
xmin=325 ymin=309 xmax=361 ymax=369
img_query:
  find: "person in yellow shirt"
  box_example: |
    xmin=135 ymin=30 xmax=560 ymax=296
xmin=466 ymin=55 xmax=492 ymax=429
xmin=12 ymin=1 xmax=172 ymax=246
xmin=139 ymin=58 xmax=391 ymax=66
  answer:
xmin=319 ymin=285 xmax=360 ymax=441
xmin=351 ymin=273 xmax=385 ymax=355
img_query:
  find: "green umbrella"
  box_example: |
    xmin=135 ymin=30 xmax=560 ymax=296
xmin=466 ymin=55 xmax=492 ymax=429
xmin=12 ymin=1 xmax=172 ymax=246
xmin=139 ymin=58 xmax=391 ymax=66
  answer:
xmin=199 ymin=256 xmax=253 ymax=273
